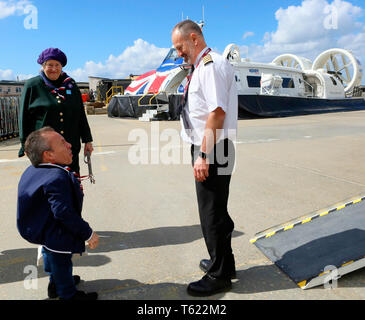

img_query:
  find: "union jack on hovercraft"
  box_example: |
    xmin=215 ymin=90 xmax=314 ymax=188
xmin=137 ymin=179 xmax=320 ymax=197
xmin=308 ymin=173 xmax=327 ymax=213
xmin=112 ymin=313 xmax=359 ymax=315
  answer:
xmin=124 ymin=48 xmax=187 ymax=95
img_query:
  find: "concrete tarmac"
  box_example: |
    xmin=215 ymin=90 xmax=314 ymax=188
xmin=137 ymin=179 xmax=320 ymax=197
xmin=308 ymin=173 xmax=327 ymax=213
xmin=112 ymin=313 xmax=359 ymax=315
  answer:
xmin=1 ymin=110 xmax=365 ymax=300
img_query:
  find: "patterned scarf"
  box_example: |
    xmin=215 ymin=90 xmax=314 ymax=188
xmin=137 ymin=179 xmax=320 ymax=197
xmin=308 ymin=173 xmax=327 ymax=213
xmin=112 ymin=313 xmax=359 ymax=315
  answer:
xmin=39 ymin=70 xmax=74 ymax=100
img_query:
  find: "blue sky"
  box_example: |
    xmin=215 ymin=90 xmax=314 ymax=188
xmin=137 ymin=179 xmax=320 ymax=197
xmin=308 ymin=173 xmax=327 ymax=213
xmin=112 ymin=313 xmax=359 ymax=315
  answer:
xmin=1 ymin=0 xmax=365 ymax=83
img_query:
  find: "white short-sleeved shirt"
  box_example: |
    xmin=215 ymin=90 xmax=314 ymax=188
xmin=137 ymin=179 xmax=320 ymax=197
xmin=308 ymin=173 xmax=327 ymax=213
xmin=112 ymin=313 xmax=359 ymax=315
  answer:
xmin=180 ymin=48 xmax=238 ymax=145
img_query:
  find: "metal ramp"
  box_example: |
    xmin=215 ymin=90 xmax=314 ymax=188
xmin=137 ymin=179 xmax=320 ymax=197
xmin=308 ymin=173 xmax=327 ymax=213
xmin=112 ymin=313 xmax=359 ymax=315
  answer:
xmin=137 ymin=92 xmax=170 ymax=122
xmin=250 ymin=195 xmax=365 ymax=289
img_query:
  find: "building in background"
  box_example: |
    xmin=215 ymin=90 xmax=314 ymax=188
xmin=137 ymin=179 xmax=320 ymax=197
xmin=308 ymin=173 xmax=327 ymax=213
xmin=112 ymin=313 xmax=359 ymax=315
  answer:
xmin=0 ymin=80 xmax=25 ymax=97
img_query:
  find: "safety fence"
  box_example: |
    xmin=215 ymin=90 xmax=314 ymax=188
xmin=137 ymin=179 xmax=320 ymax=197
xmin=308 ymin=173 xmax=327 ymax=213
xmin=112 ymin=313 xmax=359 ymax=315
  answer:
xmin=0 ymin=96 xmax=20 ymax=141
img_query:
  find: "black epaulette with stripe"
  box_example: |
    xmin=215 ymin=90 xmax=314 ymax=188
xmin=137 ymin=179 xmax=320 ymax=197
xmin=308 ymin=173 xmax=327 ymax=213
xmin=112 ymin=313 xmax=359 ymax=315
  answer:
xmin=203 ymin=54 xmax=213 ymax=66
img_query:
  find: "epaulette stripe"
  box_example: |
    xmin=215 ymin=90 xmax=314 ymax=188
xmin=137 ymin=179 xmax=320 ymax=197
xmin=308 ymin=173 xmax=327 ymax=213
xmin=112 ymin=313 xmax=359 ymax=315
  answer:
xmin=203 ymin=54 xmax=213 ymax=65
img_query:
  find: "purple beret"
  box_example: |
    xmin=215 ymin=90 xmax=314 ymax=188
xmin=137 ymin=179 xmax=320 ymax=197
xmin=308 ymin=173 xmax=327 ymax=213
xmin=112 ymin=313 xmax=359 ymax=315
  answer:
xmin=37 ymin=48 xmax=67 ymax=67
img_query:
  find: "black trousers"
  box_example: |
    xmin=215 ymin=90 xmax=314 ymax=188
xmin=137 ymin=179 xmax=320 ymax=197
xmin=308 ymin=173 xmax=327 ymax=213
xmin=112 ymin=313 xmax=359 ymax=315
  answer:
xmin=69 ymin=153 xmax=80 ymax=175
xmin=70 ymin=144 xmax=82 ymax=174
xmin=191 ymin=138 xmax=235 ymax=280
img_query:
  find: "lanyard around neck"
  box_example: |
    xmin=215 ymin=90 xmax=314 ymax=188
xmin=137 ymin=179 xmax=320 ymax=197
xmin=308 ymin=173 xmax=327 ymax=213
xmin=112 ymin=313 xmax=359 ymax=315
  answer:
xmin=194 ymin=48 xmax=211 ymax=69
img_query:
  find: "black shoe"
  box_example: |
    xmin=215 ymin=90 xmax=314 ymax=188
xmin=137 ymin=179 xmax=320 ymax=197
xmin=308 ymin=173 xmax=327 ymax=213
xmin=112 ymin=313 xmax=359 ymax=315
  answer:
xmin=199 ymin=259 xmax=236 ymax=279
xmin=187 ymin=274 xmax=232 ymax=297
xmin=47 ymin=275 xmax=81 ymax=299
xmin=61 ymin=290 xmax=98 ymax=301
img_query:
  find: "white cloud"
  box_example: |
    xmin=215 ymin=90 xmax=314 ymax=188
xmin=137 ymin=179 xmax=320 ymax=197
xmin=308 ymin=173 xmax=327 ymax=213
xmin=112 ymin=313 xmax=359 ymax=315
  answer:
xmin=242 ymin=31 xmax=254 ymax=40
xmin=271 ymin=0 xmax=362 ymax=44
xmin=67 ymin=39 xmax=170 ymax=82
xmin=0 ymin=0 xmax=32 ymax=19
xmin=0 ymin=69 xmax=15 ymax=79
xmin=0 ymin=68 xmax=33 ymax=80
xmin=241 ymin=0 xmax=365 ymax=70
xmin=337 ymin=32 xmax=365 ymax=56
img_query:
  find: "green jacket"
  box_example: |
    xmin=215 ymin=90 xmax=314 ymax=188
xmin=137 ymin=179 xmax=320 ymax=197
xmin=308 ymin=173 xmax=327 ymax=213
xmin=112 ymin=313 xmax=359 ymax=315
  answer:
xmin=18 ymin=75 xmax=93 ymax=157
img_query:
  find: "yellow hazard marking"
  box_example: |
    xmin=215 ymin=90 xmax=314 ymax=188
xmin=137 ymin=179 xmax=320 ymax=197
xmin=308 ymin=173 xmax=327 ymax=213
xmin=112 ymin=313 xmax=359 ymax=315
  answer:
xmin=302 ymin=218 xmax=312 ymax=224
xmin=249 ymin=196 xmax=365 ymax=246
xmin=297 ymin=281 xmax=306 ymax=288
xmin=284 ymin=224 xmax=294 ymax=231
xmin=320 ymin=211 xmax=329 ymax=216
xmin=342 ymin=261 xmax=354 ymax=267
xmin=265 ymin=231 xmax=276 ymax=238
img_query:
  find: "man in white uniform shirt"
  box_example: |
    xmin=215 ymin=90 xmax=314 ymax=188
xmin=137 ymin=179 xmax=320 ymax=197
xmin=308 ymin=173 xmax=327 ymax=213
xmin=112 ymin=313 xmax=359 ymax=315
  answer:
xmin=172 ymin=20 xmax=238 ymax=296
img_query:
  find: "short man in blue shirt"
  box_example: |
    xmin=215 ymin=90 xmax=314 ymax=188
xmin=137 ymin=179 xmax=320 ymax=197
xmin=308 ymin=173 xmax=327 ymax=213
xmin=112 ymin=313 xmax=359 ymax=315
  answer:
xmin=17 ymin=126 xmax=99 ymax=300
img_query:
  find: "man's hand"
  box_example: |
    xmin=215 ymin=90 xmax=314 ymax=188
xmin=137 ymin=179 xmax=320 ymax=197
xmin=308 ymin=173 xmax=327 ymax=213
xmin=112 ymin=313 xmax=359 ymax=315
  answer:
xmin=194 ymin=156 xmax=209 ymax=182
xmin=84 ymin=142 xmax=94 ymax=156
xmin=87 ymin=232 xmax=99 ymax=249
xmin=193 ymin=106 xmax=225 ymax=183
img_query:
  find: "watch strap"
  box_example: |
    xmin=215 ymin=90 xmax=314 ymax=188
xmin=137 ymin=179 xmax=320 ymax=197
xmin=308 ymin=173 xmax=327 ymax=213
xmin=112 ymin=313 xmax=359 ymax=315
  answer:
xmin=199 ymin=151 xmax=207 ymax=159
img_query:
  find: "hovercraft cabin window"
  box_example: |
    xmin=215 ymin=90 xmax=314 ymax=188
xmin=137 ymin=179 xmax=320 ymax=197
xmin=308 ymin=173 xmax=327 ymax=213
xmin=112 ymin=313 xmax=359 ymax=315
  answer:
xmin=247 ymin=76 xmax=261 ymax=88
xmin=246 ymin=76 xmax=296 ymax=88
xmin=282 ymin=78 xmax=295 ymax=88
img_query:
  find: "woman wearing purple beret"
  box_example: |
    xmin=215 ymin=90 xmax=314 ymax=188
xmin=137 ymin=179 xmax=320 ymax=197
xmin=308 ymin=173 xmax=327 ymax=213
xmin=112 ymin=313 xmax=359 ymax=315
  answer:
xmin=18 ymin=48 xmax=93 ymax=174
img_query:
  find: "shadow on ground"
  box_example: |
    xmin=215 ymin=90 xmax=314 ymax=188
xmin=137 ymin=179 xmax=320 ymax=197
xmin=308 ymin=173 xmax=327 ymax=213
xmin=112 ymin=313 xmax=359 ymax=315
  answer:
xmin=5 ymin=222 xmax=365 ymax=299
xmin=70 ymin=265 xmax=300 ymax=300
xmin=91 ymin=265 xmax=365 ymax=300
xmin=92 ymin=225 xmax=243 ymax=253
xmin=1 ymin=224 xmax=243 ymax=285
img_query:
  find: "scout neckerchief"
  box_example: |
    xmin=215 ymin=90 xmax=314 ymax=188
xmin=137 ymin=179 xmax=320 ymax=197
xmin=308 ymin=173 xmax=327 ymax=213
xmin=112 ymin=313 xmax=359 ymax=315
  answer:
xmin=64 ymin=166 xmax=92 ymax=193
xmin=39 ymin=70 xmax=74 ymax=101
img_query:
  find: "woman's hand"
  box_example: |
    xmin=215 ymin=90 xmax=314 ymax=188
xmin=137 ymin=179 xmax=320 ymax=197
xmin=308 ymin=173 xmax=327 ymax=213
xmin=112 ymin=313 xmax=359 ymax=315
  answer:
xmin=84 ymin=142 xmax=94 ymax=156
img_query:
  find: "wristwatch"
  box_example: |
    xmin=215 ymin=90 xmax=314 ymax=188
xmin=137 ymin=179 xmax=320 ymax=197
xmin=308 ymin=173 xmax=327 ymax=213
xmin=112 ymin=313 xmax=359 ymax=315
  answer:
xmin=199 ymin=151 xmax=207 ymax=159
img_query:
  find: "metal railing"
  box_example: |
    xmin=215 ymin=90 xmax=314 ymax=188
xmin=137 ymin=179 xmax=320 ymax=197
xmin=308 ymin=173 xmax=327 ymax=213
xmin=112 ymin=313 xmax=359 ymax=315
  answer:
xmin=302 ymin=79 xmax=315 ymax=97
xmin=0 ymin=96 xmax=20 ymax=141
xmin=137 ymin=91 xmax=169 ymax=107
xmin=106 ymin=86 xmax=124 ymax=105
